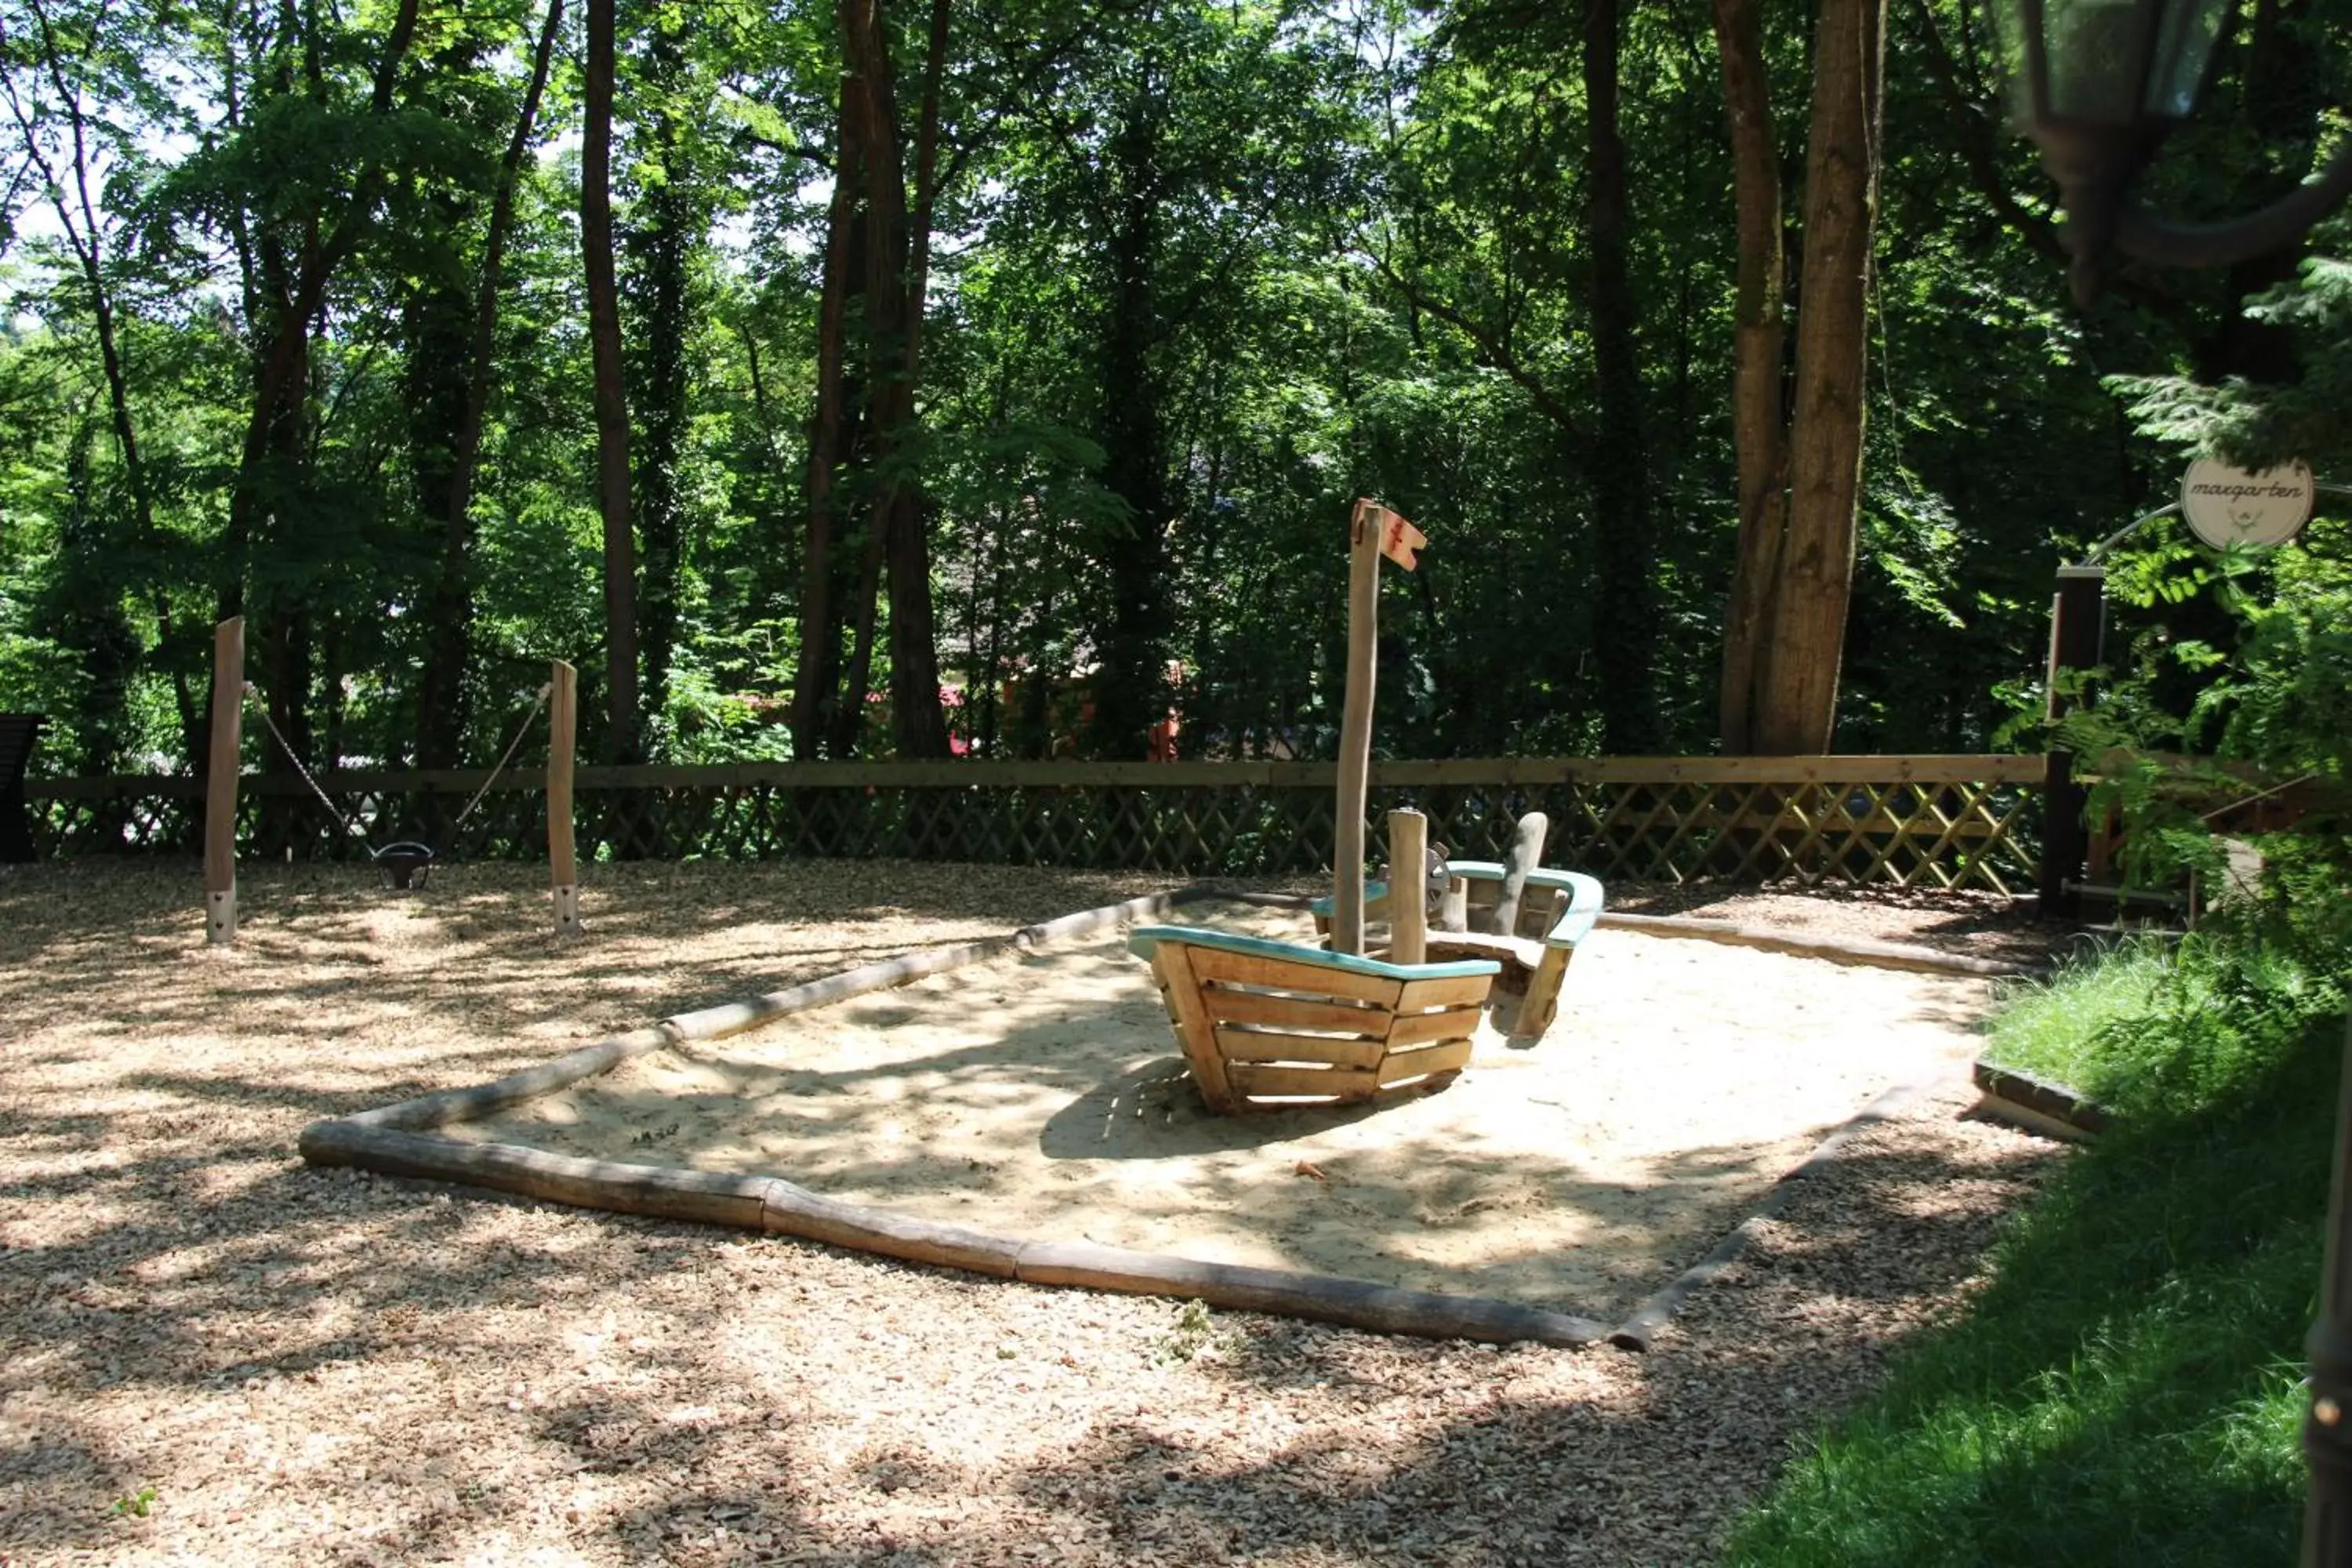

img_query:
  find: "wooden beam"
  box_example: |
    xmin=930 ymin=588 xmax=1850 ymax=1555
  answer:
xmin=1155 ymin=943 xmax=1239 ymax=1113
xmin=1489 ymin=812 xmax=1548 ymax=937
xmin=1387 ymin=808 xmax=1428 ymax=965
xmin=1331 ymin=503 xmax=1381 ymax=955
xmin=203 ymin=618 xmax=244 ymax=945
xmin=548 ymin=659 xmax=579 ymax=935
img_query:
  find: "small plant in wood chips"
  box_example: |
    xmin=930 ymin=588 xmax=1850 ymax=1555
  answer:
xmin=107 ymin=1486 xmax=157 ymax=1519
xmin=1155 ymin=1298 xmax=1226 ymax=1365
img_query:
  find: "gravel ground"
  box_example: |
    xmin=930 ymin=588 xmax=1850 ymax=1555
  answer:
xmin=0 ymin=859 xmax=2064 ymax=1566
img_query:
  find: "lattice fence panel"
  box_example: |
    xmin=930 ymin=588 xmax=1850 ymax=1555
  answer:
xmin=24 ymin=760 xmax=2043 ymax=892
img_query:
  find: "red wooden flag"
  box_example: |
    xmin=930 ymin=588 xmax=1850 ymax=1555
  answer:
xmin=1375 ymin=506 xmax=1427 ymax=571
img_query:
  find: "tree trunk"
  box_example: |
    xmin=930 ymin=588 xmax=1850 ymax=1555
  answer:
xmin=1752 ymin=0 xmax=1885 ymax=756
xmin=791 ymin=123 xmax=860 ymax=760
xmin=1714 ymin=0 xmax=1881 ymax=756
xmin=1711 ymin=0 xmax=1791 ymax=753
xmin=582 ymin=0 xmax=638 ymax=760
xmin=798 ymin=0 xmax=954 ymax=760
xmin=631 ymin=24 xmax=695 ymax=739
xmin=1088 ymin=90 xmax=1171 ymax=761
xmin=415 ymin=0 xmax=563 ymax=768
xmin=880 ymin=0 xmax=954 ymax=759
xmin=1581 ymin=0 xmax=1659 ymax=754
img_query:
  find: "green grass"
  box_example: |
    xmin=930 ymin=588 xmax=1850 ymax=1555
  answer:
xmin=1978 ymin=939 xmax=2173 ymax=1099
xmin=1723 ymin=938 xmax=2343 ymax=1568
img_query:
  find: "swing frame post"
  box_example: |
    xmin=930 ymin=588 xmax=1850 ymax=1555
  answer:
xmin=204 ymin=617 xmax=244 ymax=945
xmin=549 ymin=659 xmax=579 ymax=935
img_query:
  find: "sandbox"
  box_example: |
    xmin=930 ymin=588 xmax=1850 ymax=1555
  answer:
xmin=300 ymin=886 xmax=1998 ymax=1346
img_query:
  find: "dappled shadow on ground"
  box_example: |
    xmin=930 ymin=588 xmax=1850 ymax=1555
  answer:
xmin=1 ymin=858 xmax=2060 ymax=1566
xmin=1607 ymin=878 xmax=2063 ymax=969
xmin=443 ymin=903 xmax=1989 ymax=1321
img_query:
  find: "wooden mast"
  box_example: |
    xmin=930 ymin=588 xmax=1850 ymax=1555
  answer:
xmin=1331 ymin=500 xmax=1428 ymax=956
xmin=1331 ymin=503 xmax=1380 ymax=956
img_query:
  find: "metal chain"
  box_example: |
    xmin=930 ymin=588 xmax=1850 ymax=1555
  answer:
xmin=444 ymin=683 xmax=553 ymax=840
xmin=244 ymin=684 xmax=368 ymax=843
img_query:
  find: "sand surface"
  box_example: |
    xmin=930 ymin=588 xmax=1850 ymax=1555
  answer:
xmin=456 ymin=902 xmax=1994 ymax=1319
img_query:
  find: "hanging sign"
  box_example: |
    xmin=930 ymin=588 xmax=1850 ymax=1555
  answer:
xmin=1357 ymin=499 xmax=1428 ymax=572
xmin=2180 ymin=457 xmax=2316 ymax=550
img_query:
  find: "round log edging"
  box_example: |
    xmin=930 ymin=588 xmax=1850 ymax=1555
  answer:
xmin=296 ymin=1125 xmax=1611 ymax=1348
xmin=1219 ymin=891 xmax=2043 ymax=978
xmin=1604 ymin=1071 xmax=1951 ymax=1351
xmin=331 ymin=886 xmax=1221 ymax=1134
xmin=1593 ymin=912 xmax=2042 ymax=978
xmin=1969 ymin=1060 xmax=2107 ymax=1140
xmin=297 ymin=883 xmax=1610 ymax=1348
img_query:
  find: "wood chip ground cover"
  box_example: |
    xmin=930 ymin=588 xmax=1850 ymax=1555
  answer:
xmin=0 ymin=859 xmax=2062 ymax=1566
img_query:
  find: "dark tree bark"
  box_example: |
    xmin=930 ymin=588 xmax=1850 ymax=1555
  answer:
xmin=789 ymin=114 xmax=861 ymax=760
xmin=1581 ymin=0 xmax=1661 ymax=754
xmin=1711 ymin=0 xmax=1791 ymax=753
xmin=582 ymin=0 xmax=639 ymax=760
xmin=1087 ymin=85 xmax=1174 ymax=761
xmin=630 ymin=20 xmax=695 ymax=736
xmin=880 ymin=0 xmax=954 ymax=759
xmin=793 ymin=0 xmax=954 ymax=759
xmin=413 ymin=0 xmax=564 ymax=768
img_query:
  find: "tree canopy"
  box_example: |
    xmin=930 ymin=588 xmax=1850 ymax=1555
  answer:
xmin=0 ymin=0 xmax=2339 ymax=776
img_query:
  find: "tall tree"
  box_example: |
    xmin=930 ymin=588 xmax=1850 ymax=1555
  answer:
xmin=1714 ymin=0 xmax=1887 ymax=753
xmin=791 ymin=0 xmax=952 ymax=759
xmin=411 ymin=0 xmax=564 ymax=768
xmin=0 ymin=0 xmax=199 ymax=762
xmin=1580 ymin=0 xmax=1660 ymax=752
xmin=583 ymin=0 xmax=639 ymax=758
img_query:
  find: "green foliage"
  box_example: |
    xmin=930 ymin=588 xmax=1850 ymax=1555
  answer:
xmin=106 ymin=1486 xmax=156 ymax=1519
xmin=0 ymin=0 xmax=2336 ymax=775
xmin=1727 ymin=936 xmax=2343 ymax=1567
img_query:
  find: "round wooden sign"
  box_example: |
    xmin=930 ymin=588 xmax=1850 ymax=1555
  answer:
xmin=2180 ymin=457 xmax=2315 ymax=550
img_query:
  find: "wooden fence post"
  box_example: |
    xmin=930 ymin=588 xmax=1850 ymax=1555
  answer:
xmin=204 ymin=618 xmax=244 ymax=945
xmin=2038 ymin=564 xmax=2106 ymax=916
xmin=550 ymin=659 xmax=579 ymax=935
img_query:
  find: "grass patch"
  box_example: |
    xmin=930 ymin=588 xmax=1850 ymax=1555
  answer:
xmin=1725 ymin=938 xmax=2343 ymax=1568
xmin=1979 ymin=939 xmax=2172 ymax=1100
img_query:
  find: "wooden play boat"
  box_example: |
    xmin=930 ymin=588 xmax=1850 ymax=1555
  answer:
xmin=1127 ymin=926 xmax=1501 ymax=1114
xmin=1127 ymin=500 xmax=1518 ymax=1116
xmin=1312 ymin=857 xmax=1605 ymax=1042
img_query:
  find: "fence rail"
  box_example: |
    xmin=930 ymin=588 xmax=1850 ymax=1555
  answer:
xmin=24 ymin=754 xmax=2045 ymax=893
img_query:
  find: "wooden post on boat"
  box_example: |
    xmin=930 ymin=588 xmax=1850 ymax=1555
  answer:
xmin=549 ymin=659 xmax=579 ymax=936
xmin=1332 ymin=504 xmax=1380 ymax=955
xmin=204 ymin=617 xmax=244 ymax=946
xmin=1490 ymin=811 xmax=1550 ymax=937
xmin=1388 ymin=808 xmax=1428 ymax=965
xmin=1331 ymin=501 xmax=1428 ymax=956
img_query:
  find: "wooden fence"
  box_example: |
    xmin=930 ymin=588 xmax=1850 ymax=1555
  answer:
xmin=23 ymin=754 xmax=2045 ymax=893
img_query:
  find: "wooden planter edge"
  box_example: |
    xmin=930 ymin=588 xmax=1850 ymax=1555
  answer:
xmin=1969 ymin=1060 xmax=2109 ymax=1140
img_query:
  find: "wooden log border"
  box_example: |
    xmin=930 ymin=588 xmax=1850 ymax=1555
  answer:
xmin=1229 ymin=891 xmax=2046 ymax=979
xmin=1606 ymin=1071 xmax=1954 ymax=1351
xmin=1970 ymin=1060 xmax=2107 ymax=1139
xmin=1593 ymin=911 xmax=2044 ymax=978
xmin=298 ymin=884 xmax=1610 ymax=1349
